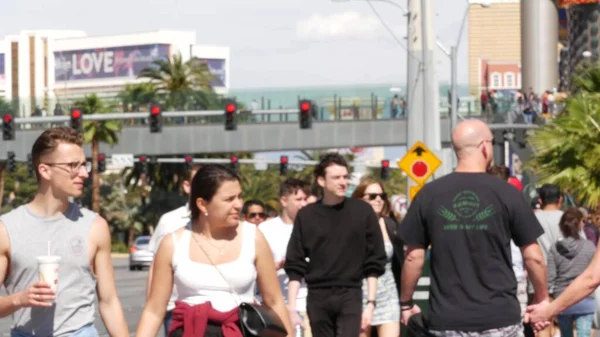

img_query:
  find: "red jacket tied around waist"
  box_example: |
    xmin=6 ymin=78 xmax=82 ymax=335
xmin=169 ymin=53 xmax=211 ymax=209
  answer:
xmin=168 ymin=301 xmax=243 ymax=337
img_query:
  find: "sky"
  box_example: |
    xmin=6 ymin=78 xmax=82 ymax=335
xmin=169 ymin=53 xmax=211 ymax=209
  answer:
xmin=0 ymin=0 xmax=472 ymax=162
xmin=0 ymin=0 xmax=471 ymax=89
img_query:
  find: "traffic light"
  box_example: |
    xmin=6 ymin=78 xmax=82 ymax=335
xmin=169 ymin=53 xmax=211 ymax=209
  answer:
xmin=380 ymin=160 xmax=390 ymax=180
xmin=230 ymin=156 xmax=239 ymax=174
xmin=27 ymin=154 xmax=33 ymax=176
xmin=139 ymin=156 xmax=148 ymax=175
xmin=2 ymin=114 xmax=15 ymax=141
xmin=97 ymin=153 xmax=106 ymax=173
xmin=299 ymin=99 xmax=312 ymax=129
xmin=149 ymin=105 xmax=162 ymax=133
xmin=7 ymin=151 xmax=15 ymax=173
xmin=224 ymin=101 xmax=237 ymax=131
xmin=70 ymin=108 xmax=83 ymax=132
xmin=280 ymin=155 xmax=288 ymax=176
xmin=184 ymin=155 xmax=193 ymax=170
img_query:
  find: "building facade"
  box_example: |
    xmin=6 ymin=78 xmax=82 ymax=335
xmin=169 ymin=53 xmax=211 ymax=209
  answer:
xmin=0 ymin=30 xmax=230 ymax=116
xmin=468 ymin=0 xmax=521 ymax=95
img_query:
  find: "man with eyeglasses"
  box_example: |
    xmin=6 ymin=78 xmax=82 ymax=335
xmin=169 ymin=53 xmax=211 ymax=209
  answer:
xmin=242 ymin=200 xmax=267 ymax=226
xmin=0 ymin=127 xmax=129 ymax=337
xmin=399 ymin=120 xmax=547 ymax=336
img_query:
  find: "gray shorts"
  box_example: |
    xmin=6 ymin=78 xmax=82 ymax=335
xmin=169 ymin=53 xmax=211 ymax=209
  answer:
xmin=429 ymin=323 xmax=523 ymax=337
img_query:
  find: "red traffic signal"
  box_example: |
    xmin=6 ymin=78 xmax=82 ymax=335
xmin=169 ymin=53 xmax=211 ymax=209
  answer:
xmin=98 ymin=154 xmax=105 ymax=161
xmin=225 ymin=103 xmax=236 ymax=113
xmin=184 ymin=155 xmax=193 ymax=163
xmin=300 ymin=102 xmax=310 ymax=112
xmin=280 ymin=155 xmax=288 ymax=164
xmin=382 ymin=160 xmax=390 ymax=168
xmin=139 ymin=155 xmax=147 ymax=162
xmin=71 ymin=109 xmax=81 ymax=119
xmin=231 ymin=156 xmax=238 ymax=163
xmin=3 ymin=115 xmax=12 ymax=123
xmin=150 ymin=105 xmax=160 ymax=115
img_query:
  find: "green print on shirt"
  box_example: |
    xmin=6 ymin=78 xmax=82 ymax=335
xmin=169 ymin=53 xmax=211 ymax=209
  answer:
xmin=438 ymin=191 xmax=496 ymax=230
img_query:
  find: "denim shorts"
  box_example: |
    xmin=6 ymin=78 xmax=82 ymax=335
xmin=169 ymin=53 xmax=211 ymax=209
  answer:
xmin=11 ymin=323 xmax=98 ymax=337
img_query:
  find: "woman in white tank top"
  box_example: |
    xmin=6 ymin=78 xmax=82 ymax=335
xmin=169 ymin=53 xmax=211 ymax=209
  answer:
xmin=136 ymin=165 xmax=293 ymax=337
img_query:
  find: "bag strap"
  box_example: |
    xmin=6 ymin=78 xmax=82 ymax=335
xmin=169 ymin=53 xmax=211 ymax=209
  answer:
xmin=189 ymin=228 xmax=260 ymax=305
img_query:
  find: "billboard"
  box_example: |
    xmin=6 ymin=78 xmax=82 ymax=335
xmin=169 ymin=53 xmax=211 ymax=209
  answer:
xmin=559 ymin=8 xmax=568 ymax=42
xmin=558 ymin=0 xmax=600 ymax=7
xmin=192 ymin=58 xmax=227 ymax=87
xmin=0 ymin=53 xmax=4 ymax=87
xmin=54 ymin=44 xmax=170 ymax=81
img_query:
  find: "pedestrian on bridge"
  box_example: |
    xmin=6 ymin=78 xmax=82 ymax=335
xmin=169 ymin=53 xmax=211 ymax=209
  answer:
xmin=399 ymin=119 xmax=548 ymax=337
xmin=0 ymin=127 xmax=129 ymax=337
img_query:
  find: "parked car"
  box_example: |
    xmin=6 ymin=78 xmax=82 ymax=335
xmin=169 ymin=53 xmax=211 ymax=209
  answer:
xmin=129 ymin=236 xmax=153 ymax=271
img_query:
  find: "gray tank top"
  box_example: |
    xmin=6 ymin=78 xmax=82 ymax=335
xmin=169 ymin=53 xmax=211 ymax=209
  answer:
xmin=1 ymin=203 xmax=98 ymax=336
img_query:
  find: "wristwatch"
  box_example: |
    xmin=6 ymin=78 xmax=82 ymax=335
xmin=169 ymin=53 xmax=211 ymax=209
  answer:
xmin=366 ymin=300 xmax=377 ymax=307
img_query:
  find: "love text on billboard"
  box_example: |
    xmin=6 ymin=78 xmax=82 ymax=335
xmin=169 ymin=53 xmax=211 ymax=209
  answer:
xmin=54 ymin=44 xmax=170 ymax=81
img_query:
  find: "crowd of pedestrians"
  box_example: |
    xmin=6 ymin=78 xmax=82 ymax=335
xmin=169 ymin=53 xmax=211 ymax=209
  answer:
xmin=2 ymin=123 xmax=600 ymax=337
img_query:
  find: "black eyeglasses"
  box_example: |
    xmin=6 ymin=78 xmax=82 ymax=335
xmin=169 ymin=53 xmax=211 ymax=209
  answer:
xmin=364 ymin=193 xmax=387 ymax=201
xmin=248 ymin=212 xmax=266 ymax=219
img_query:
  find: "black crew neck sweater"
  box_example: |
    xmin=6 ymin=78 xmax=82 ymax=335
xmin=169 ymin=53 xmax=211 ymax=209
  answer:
xmin=284 ymin=197 xmax=386 ymax=289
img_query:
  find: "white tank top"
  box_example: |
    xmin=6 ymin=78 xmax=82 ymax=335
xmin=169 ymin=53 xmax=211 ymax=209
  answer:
xmin=172 ymin=222 xmax=257 ymax=312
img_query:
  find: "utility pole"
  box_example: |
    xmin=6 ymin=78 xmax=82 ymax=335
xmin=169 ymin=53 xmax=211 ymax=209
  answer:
xmin=406 ymin=0 xmax=425 ymax=199
xmin=421 ymin=0 xmax=440 ymax=154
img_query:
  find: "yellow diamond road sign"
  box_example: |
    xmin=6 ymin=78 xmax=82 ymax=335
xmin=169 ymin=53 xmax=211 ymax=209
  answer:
xmin=409 ymin=185 xmax=422 ymax=201
xmin=398 ymin=141 xmax=442 ymax=186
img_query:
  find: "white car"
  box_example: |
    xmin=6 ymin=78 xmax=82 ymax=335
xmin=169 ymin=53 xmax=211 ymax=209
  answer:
xmin=129 ymin=236 xmax=153 ymax=271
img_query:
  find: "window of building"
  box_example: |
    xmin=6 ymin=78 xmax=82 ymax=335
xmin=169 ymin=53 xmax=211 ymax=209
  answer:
xmin=504 ymin=72 xmax=515 ymax=89
xmin=490 ymin=72 xmax=502 ymax=89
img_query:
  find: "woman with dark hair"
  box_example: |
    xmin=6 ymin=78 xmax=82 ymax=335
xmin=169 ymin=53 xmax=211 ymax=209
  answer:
xmin=548 ymin=207 xmax=596 ymax=337
xmin=351 ymin=178 xmax=402 ymax=337
xmin=136 ymin=164 xmax=293 ymax=337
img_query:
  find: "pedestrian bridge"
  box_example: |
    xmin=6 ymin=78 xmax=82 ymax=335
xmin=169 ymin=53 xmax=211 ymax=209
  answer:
xmin=0 ymin=108 xmax=519 ymax=160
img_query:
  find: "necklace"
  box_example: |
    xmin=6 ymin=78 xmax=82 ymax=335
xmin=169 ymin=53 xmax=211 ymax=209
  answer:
xmin=191 ymin=232 xmax=227 ymax=255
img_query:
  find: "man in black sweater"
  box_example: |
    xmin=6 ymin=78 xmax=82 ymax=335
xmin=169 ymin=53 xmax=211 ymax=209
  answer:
xmin=285 ymin=153 xmax=386 ymax=337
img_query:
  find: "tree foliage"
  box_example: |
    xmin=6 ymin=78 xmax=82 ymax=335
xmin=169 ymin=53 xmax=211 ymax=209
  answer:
xmin=528 ymin=65 xmax=600 ymax=209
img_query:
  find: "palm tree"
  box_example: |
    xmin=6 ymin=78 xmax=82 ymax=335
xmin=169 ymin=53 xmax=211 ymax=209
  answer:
xmin=137 ymin=53 xmax=217 ymax=110
xmin=527 ymin=93 xmax=600 ymax=209
xmin=73 ymin=94 xmax=121 ymax=213
xmin=118 ymin=83 xmax=157 ymax=112
xmin=572 ymin=63 xmax=600 ymax=94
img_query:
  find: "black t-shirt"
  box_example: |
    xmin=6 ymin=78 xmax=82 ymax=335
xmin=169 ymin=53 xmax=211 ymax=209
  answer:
xmin=399 ymin=172 xmax=543 ymax=332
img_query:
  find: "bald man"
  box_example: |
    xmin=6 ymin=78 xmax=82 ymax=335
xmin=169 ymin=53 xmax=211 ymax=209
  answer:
xmin=398 ymin=120 xmax=548 ymax=337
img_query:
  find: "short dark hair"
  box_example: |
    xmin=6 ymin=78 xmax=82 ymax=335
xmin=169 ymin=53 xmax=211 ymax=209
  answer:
xmin=183 ymin=164 xmax=203 ymax=181
xmin=559 ymin=207 xmax=583 ymax=239
xmin=538 ymin=184 xmax=561 ymax=206
xmin=189 ymin=164 xmax=241 ymax=219
xmin=487 ymin=165 xmax=510 ymax=181
xmin=314 ymin=153 xmax=348 ymax=179
xmin=242 ymin=200 xmax=265 ymax=216
xmin=280 ymin=178 xmax=310 ymax=197
xmin=31 ymin=127 xmax=84 ymax=180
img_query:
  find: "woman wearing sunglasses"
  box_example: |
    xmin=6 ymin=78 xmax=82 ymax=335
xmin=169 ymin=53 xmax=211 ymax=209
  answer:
xmin=352 ymin=178 xmax=403 ymax=337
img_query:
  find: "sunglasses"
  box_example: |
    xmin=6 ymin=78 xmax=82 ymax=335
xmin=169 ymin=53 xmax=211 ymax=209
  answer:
xmin=248 ymin=212 xmax=266 ymax=219
xmin=364 ymin=193 xmax=387 ymax=201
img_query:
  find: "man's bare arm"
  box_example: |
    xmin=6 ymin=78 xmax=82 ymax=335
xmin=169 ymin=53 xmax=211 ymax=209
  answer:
xmin=92 ymin=217 xmax=129 ymax=336
xmin=400 ymin=246 xmax=426 ymax=304
xmin=521 ymin=242 xmax=548 ymax=303
xmin=0 ymin=221 xmax=54 ymax=317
